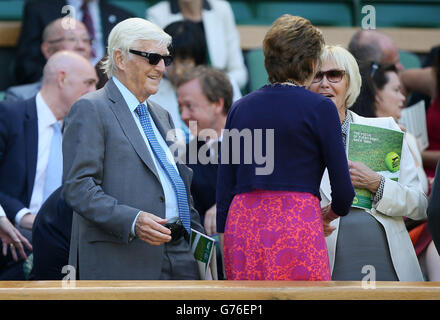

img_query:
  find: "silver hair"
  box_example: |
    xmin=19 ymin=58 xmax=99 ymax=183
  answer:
xmin=320 ymin=45 xmax=362 ymax=109
xmin=102 ymin=18 xmax=172 ymax=78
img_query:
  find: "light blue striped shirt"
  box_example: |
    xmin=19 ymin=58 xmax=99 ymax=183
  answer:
xmin=112 ymin=77 xmax=179 ymax=236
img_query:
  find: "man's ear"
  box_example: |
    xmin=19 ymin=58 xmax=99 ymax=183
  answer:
xmin=41 ymin=42 xmax=53 ymax=60
xmin=213 ymin=98 xmax=225 ymax=115
xmin=57 ymin=70 xmax=67 ymax=88
xmin=114 ymin=50 xmax=125 ymax=71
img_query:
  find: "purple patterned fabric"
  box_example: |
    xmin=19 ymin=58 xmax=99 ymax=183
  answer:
xmin=224 ymin=190 xmax=331 ymax=280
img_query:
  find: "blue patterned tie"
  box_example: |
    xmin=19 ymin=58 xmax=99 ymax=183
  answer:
xmin=43 ymin=122 xmax=62 ymax=202
xmin=135 ymin=103 xmax=191 ymax=235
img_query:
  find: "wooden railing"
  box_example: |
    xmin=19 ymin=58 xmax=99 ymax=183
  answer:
xmin=0 ymin=281 xmax=439 ymax=300
xmin=1 ymin=21 xmax=439 ymax=53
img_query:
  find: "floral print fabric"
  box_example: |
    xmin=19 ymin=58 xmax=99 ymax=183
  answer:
xmin=224 ymin=189 xmax=331 ymax=280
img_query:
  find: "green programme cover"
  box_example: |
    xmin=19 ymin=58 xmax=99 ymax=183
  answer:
xmin=190 ymin=229 xmax=218 ymax=280
xmin=346 ymin=123 xmax=404 ymax=210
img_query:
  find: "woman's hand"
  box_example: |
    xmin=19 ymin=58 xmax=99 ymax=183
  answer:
xmin=348 ymin=160 xmax=382 ymax=193
xmin=321 ymin=204 xmax=337 ymax=237
xmin=203 ymin=204 xmax=217 ymax=236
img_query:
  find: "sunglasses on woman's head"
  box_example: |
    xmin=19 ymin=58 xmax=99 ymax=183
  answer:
xmin=312 ymin=69 xmax=345 ymax=83
xmin=129 ymin=49 xmax=173 ymax=66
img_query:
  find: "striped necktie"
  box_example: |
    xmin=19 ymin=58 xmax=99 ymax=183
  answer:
xmin=135 ymin=103 xmax=191 ymax=235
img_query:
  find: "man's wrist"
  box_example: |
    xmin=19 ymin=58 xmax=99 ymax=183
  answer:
xmin=130 ymin=211 xmax=143 ymax=239
xmin=15 ymin=208 xmax=32 ymax=227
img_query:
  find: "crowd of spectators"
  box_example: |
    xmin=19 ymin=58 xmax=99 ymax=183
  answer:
xmin=0 ymin=0 xmax=438 ymax=282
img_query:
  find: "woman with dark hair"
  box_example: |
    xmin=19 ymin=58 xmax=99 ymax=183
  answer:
xmin=147 ymin=0 xmax=248 ymax=89
xmin=163 ymin=20 xmax=207 ymax=87
xmin=352 ymin=63 xmax=402 ymax=118
xmin=388 ymin=54 xmax=440 ymax=281
xmin=149 ymin=20 xmax=242 ymax=140
xmin=216 ymin=15 xmax=354 ymax=280
xmin=352 ymin=62 xmax=429 ymax=194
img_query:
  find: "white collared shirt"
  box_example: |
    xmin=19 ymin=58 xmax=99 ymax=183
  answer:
xmin=113 ymin=77 xmax=179 ymax=226
xmin=67 ymin=0 xmax=104 ymax=66
xmin=0 ymin=205 xmax=5 ymax=217
xmin=15 ymin=93 xmax=62 ymax=225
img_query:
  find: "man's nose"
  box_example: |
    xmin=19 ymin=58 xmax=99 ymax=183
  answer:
xmin=180 ymin=107 xmax=190 ymax=122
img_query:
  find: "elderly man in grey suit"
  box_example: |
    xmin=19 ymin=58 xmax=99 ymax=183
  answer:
xmin=62 ymin=17 xmax=204 ymax=280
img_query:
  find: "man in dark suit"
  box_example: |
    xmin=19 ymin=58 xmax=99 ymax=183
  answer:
xmin=0 ymin=51 xmax=97 ymax=279
xmin=32 ymin=186 xmax=72 ymax=280
xmin=62 ymin=18 xmax=204 ymax=280
xmin=14 ymin=0 xmax=133 ymax=85
xmin=177 ymin=66 xmax=233 ymax=280
xmin=177 ymin=66 xmax=233 ymax=235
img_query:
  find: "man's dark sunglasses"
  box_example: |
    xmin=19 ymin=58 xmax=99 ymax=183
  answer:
xmin=312 ymin=69 xmax=346 ymax=83
xmin=129 ymin=49 xmax=173 ymax=66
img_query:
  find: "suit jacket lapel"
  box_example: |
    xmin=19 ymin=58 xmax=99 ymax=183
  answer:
xmin=24 ymin=98 xmax=38 ymax=204
xmin=104 ymin=79 xmax=160 ymax=181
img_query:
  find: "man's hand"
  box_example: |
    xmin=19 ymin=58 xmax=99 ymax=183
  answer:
xmin=348 ymin=160 xmax=382 ymax=193
xmin=321 ymin=204 xmax=338 ymax=237
xmin=134 ymin=211 xmax=172 ymax=246
xmin=204 ymin=204 xmax=216 ymax=235
xmin=19 ymin=213 xmax=36 ymax=230
xmin=0 ymin=217 xmax=32 ymax=261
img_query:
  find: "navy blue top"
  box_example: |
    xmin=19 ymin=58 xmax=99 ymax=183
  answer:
xmin=216 ymin=84 xmax=355 ymax=232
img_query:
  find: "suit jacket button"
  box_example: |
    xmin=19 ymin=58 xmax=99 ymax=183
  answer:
xmin=160 ymin=196 xmax=165 ymax=203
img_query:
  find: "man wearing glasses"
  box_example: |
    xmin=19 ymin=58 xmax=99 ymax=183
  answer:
xmin=62 ymin=18 xmax=204 ymax=280
xmin=4 ymin=18 xmax=92 ymax=102
xmin=14 ymin=0 xmax=134 ymax=86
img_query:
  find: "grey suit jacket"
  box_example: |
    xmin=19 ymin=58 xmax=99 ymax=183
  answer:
xmin=4 ymin=80 xmax=42 ymax=102
xmin=62 ymin=78 xmax=203 ymax=280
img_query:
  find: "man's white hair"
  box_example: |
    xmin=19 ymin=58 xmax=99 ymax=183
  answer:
xmin=102 ymin=18 xmax=172 ymax=78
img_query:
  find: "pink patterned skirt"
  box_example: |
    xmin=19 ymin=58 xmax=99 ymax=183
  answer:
xmin=224 ymin=189 xmax=331 ymax=280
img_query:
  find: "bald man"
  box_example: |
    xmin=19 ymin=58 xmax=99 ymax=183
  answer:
xmin=348 ymin=29 xmax=404 ymax=72
xmin=4 ymin=18 xmax=93 ymax=102
xmin=0 ymin=51 xmax=97 ymax=280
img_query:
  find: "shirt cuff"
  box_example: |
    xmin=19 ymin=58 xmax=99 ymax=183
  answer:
xmin=130 ymin=211 xmax=142 ymax=239
xmin=372 ymin=175 xmax=386 ymax=206
xmin=0 ymin=205 xmax=5 ymax=217
xmin=15 ymin=208 xmax=32 ymax=226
